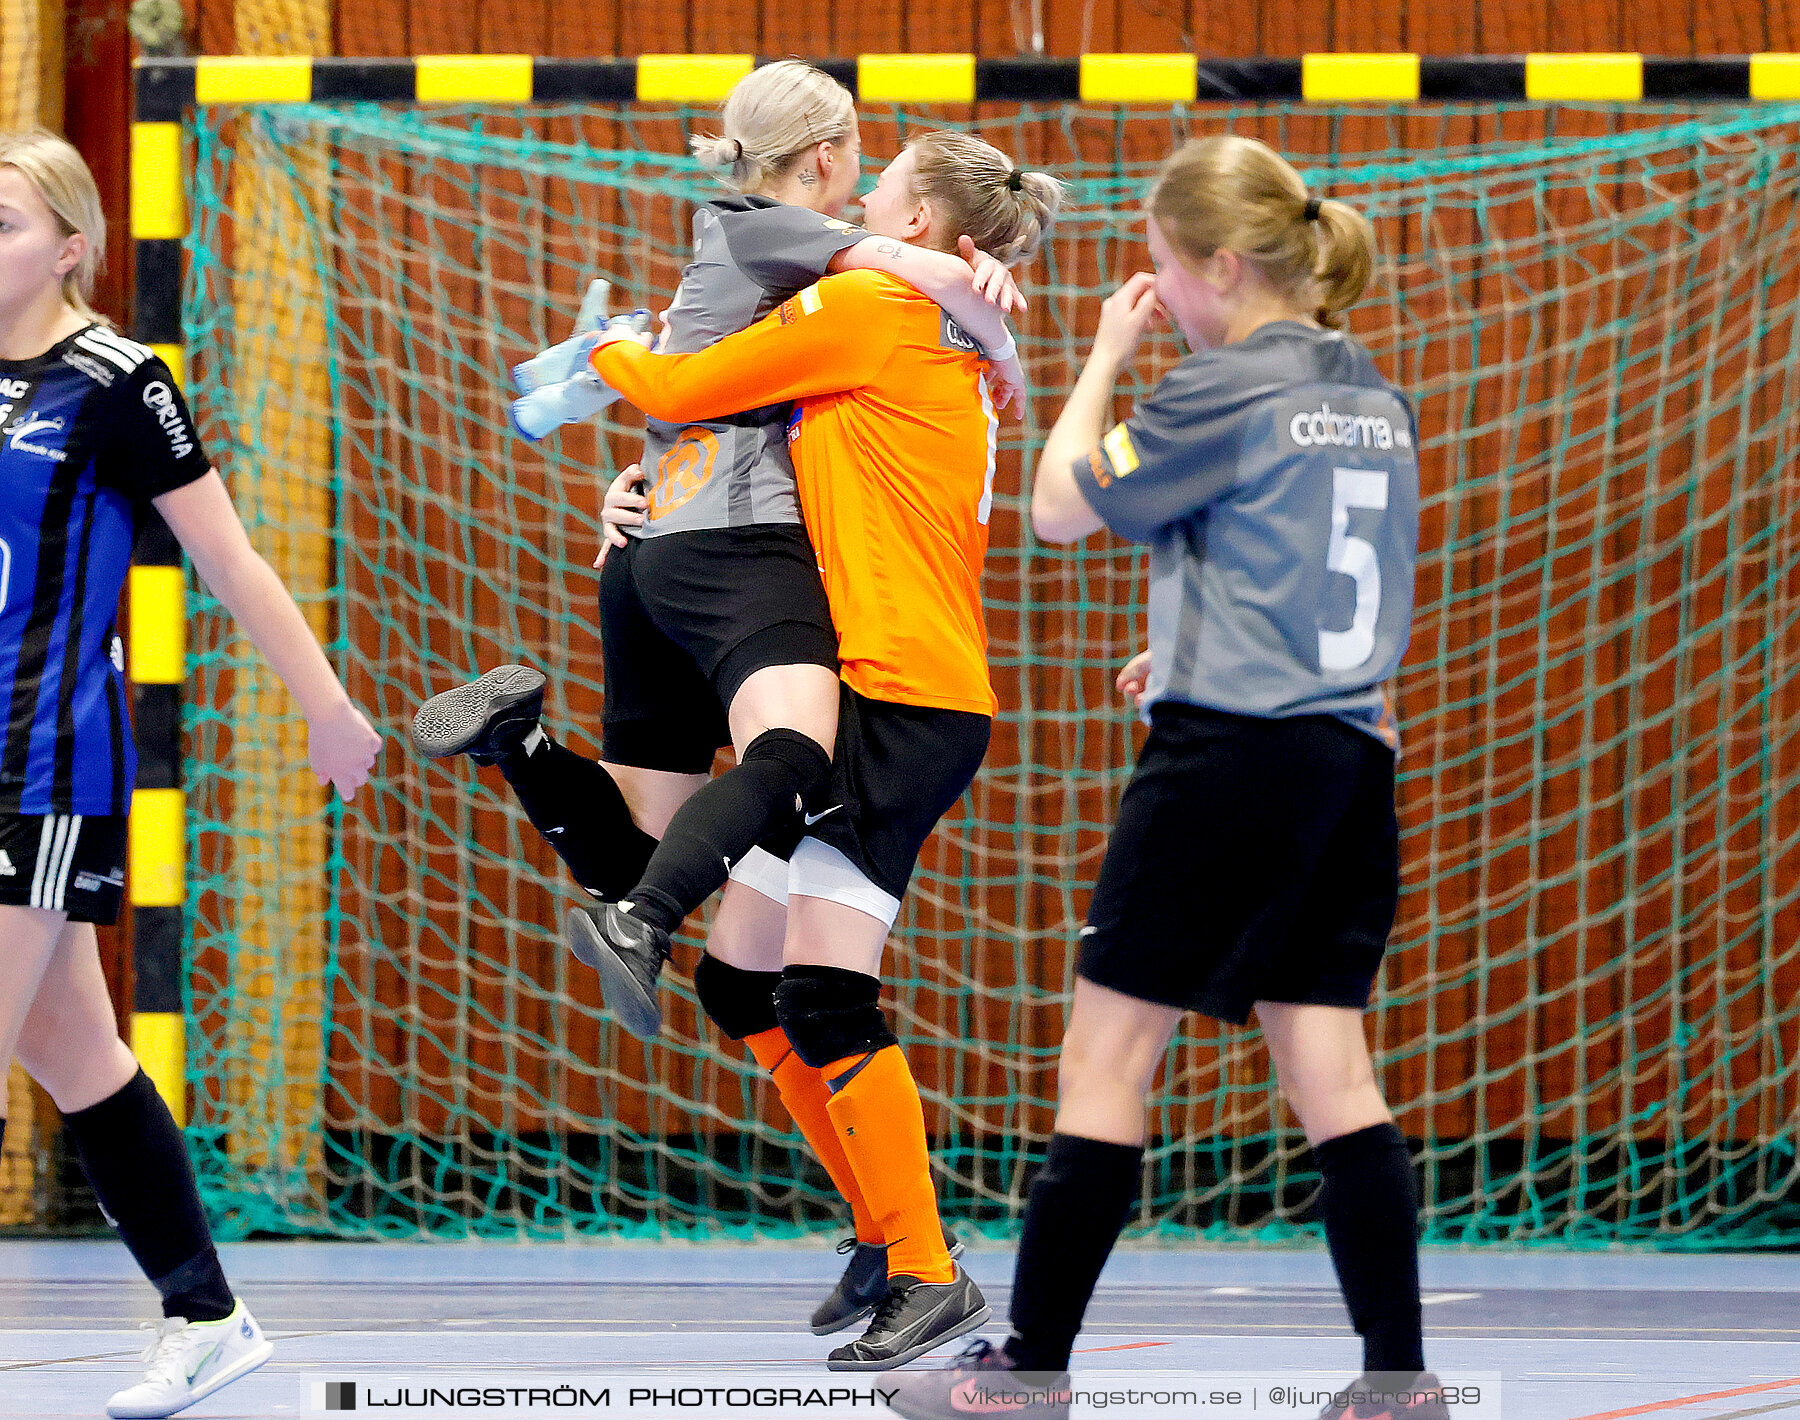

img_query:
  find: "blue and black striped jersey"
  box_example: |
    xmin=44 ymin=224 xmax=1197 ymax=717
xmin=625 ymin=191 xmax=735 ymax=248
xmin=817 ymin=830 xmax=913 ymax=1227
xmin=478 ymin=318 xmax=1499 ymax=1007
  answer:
xmin=0 ymin=323 xmax=209 ymax=815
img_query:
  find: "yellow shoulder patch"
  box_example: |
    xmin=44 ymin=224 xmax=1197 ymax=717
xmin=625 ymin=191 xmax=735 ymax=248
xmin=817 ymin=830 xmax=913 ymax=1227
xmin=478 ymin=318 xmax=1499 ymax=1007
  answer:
xmin=798 ymin=283 xmax=823 ymax=315
xmin=1102 ymin=422 xmax=1140 ymax=477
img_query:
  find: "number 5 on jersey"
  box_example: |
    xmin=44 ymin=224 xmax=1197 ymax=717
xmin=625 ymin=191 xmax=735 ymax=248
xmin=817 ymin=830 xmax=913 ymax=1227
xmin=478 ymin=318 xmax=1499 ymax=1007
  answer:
xmin=1320 ymin=468 xmax=1389 ymax=673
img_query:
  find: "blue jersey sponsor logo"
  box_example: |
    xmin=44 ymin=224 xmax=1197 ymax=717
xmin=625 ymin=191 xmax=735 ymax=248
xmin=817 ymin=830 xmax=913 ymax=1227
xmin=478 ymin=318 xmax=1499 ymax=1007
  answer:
xmin=7 ymin=413 xmax=68 ymax=462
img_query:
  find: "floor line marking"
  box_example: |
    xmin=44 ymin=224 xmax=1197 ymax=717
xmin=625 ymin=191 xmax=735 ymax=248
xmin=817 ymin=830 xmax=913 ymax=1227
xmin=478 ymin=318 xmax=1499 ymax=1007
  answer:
xmin=1703 ymin=1398 xmax=1800 ymax=1420
xmin=1076 ymin=1342 xmax=1174 ymax=1353
xmin=1567 ymin=1375 xmax=1800 ymax=1420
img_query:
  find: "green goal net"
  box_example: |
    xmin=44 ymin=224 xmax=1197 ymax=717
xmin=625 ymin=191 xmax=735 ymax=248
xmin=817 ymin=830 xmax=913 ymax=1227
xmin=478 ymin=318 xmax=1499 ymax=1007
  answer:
xmin=178 ymin=98 xmax=1800 ymax=1246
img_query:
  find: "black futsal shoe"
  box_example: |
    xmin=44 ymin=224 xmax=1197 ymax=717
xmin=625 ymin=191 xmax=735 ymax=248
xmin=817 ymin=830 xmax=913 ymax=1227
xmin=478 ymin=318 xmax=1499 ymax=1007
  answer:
xmin=565 ymin=902 xmax=671 ymax=1039
xmin=1317 ymin=1372 xmax=1451 ymax=1420
xmin=881 ymin=1339 xmax=1071 ymax=1419
xmin=827 ymin=1264 xmax=990 ymax=1371
xmin=813 ymin=1231 xmax=968 ymax=1335
xmin=410 ymin=664 xmax=547 ymax=765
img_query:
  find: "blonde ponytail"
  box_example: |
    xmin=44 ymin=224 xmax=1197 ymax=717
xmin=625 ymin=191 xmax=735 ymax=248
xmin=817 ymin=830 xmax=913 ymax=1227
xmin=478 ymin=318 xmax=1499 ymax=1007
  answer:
xmin=1148 ymin=135 xmax=1377 ymax=329
xmin=905 ymin=130 xmax=1063 ymax=266
xmin=1308 ymin=197 xmax=1376 ymax=328
xmin=689 ymin=61 xmax=855 ymax=194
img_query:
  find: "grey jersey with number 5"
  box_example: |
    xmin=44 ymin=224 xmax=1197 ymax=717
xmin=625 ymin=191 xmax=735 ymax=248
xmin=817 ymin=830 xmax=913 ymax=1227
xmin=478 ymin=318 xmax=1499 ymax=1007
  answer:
xmin=633 ymin=196 xmax=866 ymax=537
xmin=1072 ymin=322 xmax=1419 ymax=750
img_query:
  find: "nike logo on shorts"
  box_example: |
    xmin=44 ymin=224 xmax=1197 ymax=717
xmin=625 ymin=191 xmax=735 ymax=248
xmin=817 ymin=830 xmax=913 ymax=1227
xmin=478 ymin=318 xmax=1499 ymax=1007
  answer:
xmin=803 ymin=805 xmax=842 ymax=826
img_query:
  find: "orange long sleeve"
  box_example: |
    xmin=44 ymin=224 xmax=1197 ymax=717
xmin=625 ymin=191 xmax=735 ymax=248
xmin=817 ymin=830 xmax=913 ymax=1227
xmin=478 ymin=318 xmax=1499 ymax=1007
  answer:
xmin=591 ymin=273 xmax=899 ymax=424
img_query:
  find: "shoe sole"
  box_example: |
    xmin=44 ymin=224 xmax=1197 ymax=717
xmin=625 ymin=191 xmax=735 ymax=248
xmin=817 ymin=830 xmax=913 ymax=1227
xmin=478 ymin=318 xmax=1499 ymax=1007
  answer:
xmin=565 ymin=908 xmax=664 ymax=1039
xmin=811 ymin=1302 xmax=875 ymax=1337
xmin=410 ymin=665 xmax=546 ymax=758
xmin=811 ymin=1238 xmax=966 ymax=1337
xmin=824 ymin=1301 xmax=991 ymax=1372
xmin=105 ymin=1339 xmax=274 ymax=1418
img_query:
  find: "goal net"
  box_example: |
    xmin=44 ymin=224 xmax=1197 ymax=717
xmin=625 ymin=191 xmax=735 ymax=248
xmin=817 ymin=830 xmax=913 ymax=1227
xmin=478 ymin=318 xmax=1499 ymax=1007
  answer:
xmin=157 ymin=98 xmax=1800 ymax=1246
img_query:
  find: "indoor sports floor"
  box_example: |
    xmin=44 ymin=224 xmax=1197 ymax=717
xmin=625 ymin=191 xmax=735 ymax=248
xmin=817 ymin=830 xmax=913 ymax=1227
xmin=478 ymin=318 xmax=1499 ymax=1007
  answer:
xmin=4 ymin=1241 xmax=1799 ymax=1419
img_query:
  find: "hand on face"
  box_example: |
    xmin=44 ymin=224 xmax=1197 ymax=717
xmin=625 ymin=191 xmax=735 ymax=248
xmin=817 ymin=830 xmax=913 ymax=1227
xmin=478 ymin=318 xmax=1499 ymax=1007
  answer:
xmin=1092 ymin=271 xmax=1162 ymax=368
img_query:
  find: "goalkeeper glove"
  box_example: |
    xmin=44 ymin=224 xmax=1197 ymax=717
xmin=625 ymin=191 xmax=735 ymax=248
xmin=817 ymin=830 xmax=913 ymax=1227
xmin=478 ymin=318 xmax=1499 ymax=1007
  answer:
xmin=509 ymin=312 xmax=656 ymax=442
xmin=512 ymin=277 xmax=616 ymax=393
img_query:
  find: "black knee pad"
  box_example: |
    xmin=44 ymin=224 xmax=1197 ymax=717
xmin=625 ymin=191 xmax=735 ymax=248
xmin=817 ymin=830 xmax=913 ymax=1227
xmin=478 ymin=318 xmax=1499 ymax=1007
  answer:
xmin=693 ymin=954 xmax=782 ymax=1042
xmin=742 ymin=727 xmax=832 ymax=804
xmin=773 ymin=965 xmax=897 ymax=1069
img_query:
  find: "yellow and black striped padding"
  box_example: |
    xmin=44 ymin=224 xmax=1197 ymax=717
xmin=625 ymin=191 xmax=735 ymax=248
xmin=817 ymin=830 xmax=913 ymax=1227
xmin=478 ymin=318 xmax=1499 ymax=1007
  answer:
xmin=133 ymin=52 xmax=1800 ymax=119
xmin=122 ymin=121 xmax=188 ymax=1118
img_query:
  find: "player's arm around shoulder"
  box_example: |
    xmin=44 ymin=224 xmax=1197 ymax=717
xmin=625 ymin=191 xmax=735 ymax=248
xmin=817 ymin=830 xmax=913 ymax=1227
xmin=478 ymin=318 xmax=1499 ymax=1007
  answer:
xmin=1032 ymin=272 xmax=1161 ymax=543
xmin=830 ymin=235 xmax=1022 ymax=355
xmin=594 ymin=269 xmax=895 ymax=421
xmin=154 ymin=471 xmax=381 ymax=800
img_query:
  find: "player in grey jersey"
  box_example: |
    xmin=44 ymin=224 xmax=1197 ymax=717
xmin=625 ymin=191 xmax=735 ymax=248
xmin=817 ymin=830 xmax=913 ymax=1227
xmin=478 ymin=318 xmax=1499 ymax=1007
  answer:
xmin=415 ymin=60 xmax=1026 ymax=933
xmin=889 ymin=138 xmax=1447 ymax=1420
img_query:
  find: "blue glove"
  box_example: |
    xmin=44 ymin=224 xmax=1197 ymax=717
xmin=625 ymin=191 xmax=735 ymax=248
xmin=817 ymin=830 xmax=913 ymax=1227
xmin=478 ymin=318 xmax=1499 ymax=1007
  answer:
xmin=512 ymin=307 xmax=655 ymax=395
xmin=512 ymin=330 xmax=602 ymax=396
xmin=512 ymin=278 xmax=614 ymax=393
xmin=508 ymin=312 xmax=657 ymax=442
xmin=511 ymin=374 xmax=617 ymax=442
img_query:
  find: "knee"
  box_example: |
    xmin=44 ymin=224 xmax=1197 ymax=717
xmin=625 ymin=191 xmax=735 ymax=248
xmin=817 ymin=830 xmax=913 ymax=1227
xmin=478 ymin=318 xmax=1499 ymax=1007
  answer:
xmin=692 ymin=954 xmax=782 ymax=1041
xmin=772 ymin=965 xmax=896 ymax=1069
xmin=20 ymin=1031 xmax=135 ymax=1112
xmin=742 ymin=728 xmax=832 ymax=803
xmin=1057 ymin=1024 xmax=1160 ymax=1106
xmin=1281 ymin=1078 xmax=1391 ymax=1145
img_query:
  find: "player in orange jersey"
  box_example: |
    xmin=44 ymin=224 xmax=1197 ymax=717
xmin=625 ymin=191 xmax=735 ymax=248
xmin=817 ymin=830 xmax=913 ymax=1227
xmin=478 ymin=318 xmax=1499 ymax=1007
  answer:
xmin=584 ymin=132 xmax=1061 ymax=1371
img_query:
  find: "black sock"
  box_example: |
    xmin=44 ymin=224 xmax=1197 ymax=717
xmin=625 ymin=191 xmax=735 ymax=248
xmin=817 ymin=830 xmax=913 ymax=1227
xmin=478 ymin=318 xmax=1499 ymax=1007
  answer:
xmin=1315 ymin=1121 xmax=1425 ymax=1376
xmin=1004 ymin=1132 xmax=1143 ymax=1372
xmin=498 ymin=732 xmax=657 ymax=899
xmin=62 ymin=1069 xmax=235 ymax=1322
xmin=626 ymin=728 xmax=829 ymax=933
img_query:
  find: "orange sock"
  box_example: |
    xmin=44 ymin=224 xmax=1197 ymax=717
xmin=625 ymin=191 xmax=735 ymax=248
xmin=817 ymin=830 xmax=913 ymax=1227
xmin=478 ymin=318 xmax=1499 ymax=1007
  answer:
xmin=745 ymin=1027 xmax=881 ymax=1245
xmin=823 ymin=1044 xmax=954 ymax=1284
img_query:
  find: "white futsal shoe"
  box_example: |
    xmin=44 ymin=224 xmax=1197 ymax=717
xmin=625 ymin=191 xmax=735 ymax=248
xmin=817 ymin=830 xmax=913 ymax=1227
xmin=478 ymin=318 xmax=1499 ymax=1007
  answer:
xmin=106 ymin=1299 xmax=273 ymax=1418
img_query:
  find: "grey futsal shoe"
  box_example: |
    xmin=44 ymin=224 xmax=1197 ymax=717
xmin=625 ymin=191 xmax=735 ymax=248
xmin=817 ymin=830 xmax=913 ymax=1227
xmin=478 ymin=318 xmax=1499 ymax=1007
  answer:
xmin=883 ymin=1339 xmax=1072 ymax=1420
xmin=813 ymin=1231 xmax=968 ymax=1335
xmin=827 ymin=1264 xmax=990 ymax=1371
xmin=565 ymin=901 xmax=671 ymax=1039
xmin=410 ymin=665 xmax=546 ymax=765
xmin=1316 ymin=1372 xmax=1451 ymax=1420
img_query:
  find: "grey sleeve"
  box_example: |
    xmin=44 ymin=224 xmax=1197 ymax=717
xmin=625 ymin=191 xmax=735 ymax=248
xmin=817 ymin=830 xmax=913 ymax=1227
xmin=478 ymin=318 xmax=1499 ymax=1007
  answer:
xmin=721 ymin=206 xmax=868 ymax=294
xmin=1071 ymin=356 xmax=1245 ymax=543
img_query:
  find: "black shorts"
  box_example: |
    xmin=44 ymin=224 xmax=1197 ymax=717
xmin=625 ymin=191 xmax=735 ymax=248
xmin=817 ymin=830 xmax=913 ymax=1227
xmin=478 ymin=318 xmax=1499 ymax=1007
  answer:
xmin=0 ymin=813 xmax=128 ymax=925
xmin=1077 ymin=704 xmax=1399 ymax=1026
xmin=772 ymin=686 xmax=991 ymax=909
xmin=598 ymin=525 xmax=839 ymax=774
